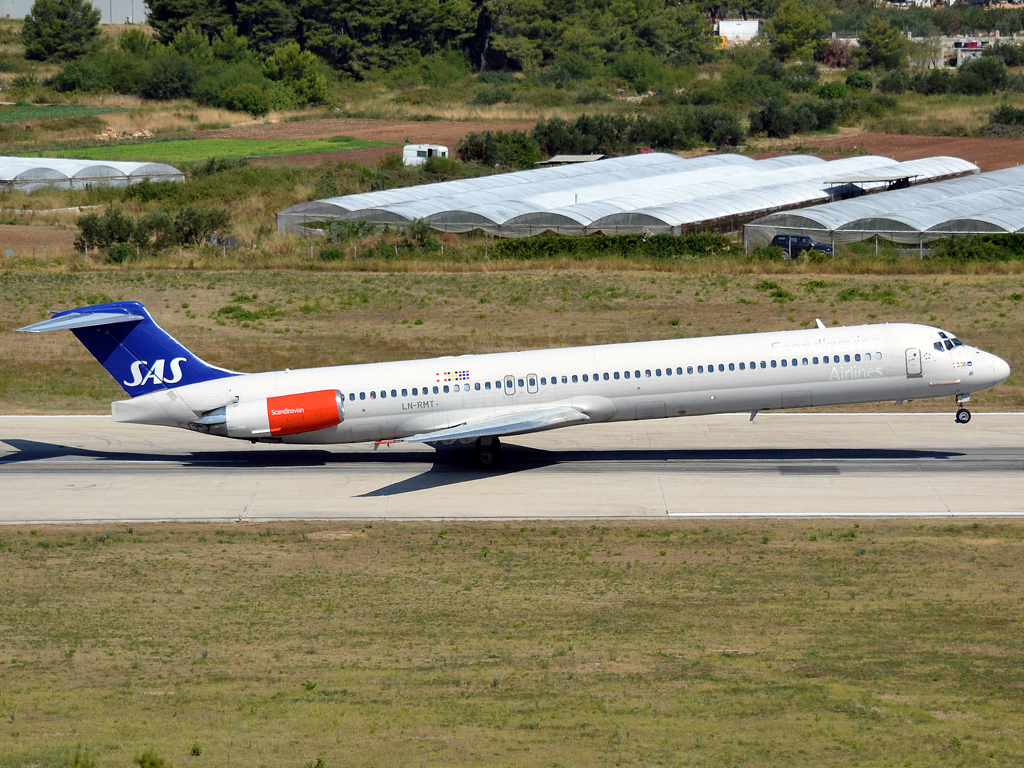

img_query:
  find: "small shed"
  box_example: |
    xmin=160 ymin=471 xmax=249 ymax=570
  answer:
xmin=716 ymin=20 xmax=760 ymax=42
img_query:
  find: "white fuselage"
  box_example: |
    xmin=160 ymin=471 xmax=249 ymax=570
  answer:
xmin=111 ymin=323 xmax=1010 ymax=444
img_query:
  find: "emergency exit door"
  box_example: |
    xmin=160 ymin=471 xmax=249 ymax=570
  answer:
xmin=905 ymin=348 xmax=922 ymax=377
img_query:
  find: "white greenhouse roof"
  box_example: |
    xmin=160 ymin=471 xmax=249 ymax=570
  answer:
xmin=0 ymin=156 xmax=184 ymax=192
xmin=746 ymin=165 xmax=1024 ymax=245
xmin=277 ymin=152 xmax=980 ymax=238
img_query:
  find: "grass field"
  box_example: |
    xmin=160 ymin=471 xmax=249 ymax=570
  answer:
xmin=1 ymin=269 xmax=1022 ymax=414
xmin=1 ymin=519 xmax=1023 ymax=768
xmin=38 ymin=136 xmax=393 ymax=164
xmin=0 ymin=105 xmax=123 ymax=125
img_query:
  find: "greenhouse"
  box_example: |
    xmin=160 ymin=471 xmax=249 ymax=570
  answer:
xmin=745 ymin=165 xmax=1024 ymax=248
xmin=276 ymin=152 xmax=979 ymax=238
xmin=0 ymin=157 xmax=184 ymax=192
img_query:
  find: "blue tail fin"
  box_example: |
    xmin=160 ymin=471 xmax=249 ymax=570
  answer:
xmin=18 ymin=301 xmax=238 ymax=397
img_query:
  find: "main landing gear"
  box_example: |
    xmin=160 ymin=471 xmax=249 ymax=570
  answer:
xmin=955 ymin=394 xmax=971 ymax=424
xmin=475 ymin=436 xmax=501 ymax=469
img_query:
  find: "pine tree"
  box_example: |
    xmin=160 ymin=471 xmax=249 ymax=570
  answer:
xmin=22 ymin=0 xmax=101 ymax=62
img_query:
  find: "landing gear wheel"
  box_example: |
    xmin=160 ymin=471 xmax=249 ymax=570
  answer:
xmin=475 ymin=436 xmax=501 ymax=469
xmin=956 ymin=408 xmax=972 ymax=424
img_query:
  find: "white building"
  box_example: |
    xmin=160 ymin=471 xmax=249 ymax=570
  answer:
xmin=716 ymin=20 xmax=760 ymax=43
xmin=402 ymin=144 xmax=449 ymax=166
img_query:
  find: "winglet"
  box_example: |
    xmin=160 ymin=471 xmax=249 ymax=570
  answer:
xmin=815 ymin=318 xmax=826 ymax=330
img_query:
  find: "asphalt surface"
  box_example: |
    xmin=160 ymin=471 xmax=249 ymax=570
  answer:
xmin=2 ymin=414 xmax=1024 ymax=523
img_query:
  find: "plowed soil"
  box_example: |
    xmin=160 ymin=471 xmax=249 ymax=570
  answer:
xmin=199 ymin=117 xmax=535 ymax=166
xmin=764 ymin=128 xmax=1024 ymax=172
xmin=0 ymin=224 xmax=76 ymax=255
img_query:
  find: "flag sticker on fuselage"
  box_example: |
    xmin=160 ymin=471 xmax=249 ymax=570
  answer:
xmin=438 ymin=370 xmax=470 ymax=382
xmin=953 ymin=361 xmax=973 ymax=369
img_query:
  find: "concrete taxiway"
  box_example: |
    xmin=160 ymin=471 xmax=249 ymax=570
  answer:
xmin=2 ymin=414 xmax=1024 ymax=523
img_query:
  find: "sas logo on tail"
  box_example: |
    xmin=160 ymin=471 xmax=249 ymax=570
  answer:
xmin=124 ymin=358 xmax=187 ymax=387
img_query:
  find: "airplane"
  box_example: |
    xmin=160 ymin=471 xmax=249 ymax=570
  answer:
xmin=18 ymin=301 xmax=1011 ymax=468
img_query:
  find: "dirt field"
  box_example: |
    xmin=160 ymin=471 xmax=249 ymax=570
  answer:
xmin=0 ymin=224 xmax=76 ymax=256
xmin=200 ymin=117 xmax=536 ymax=165
xmin=780 ymin=128 xmax=1024 ymax=172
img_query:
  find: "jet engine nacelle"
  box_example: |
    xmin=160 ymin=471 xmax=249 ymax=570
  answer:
xmin=197 ymin=389 xmax=344 ymax=439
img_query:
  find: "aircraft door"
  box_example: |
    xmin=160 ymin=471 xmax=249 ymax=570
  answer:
xmin=504 ymin=375 xmax=515 ymax=395
xmin=527 ymin=374 xmax=539 ymax=394
xmin=905 ymin=348 xmax=922 ymax=377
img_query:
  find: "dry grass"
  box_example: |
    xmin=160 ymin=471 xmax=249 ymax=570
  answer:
xmin=1 ymin=519 xmax=1023 ymax=768
xmin=1 ymin=269 xmax=1023 ymax=414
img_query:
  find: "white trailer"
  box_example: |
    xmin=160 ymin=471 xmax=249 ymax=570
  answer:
xmin=403 ymin=144 xmax=449 ymax=166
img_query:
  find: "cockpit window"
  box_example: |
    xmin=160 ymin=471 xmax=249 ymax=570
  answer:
xmin=933 ymin=342 xmax=944 ymax=351
xmin=944 ymin=339 xmax=954 ymax=350
xmin=938 ymin=332 xmax=948 ymax=339
xmin=952 ymin=338 xmax=964 ymax=347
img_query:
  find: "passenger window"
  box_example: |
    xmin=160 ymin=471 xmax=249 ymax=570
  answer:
xmin=391 ymin=389 xmax=398 ymax=397
xmin=381 ymin=390 xmax=387 ymax=399
xmin=624 ymin=371 xmax=630 ymax=379
xmin=635 ymin=370 xmax=641 ymax=378
xmin=517 ymin=378 xmax=524 ymax=387
xmin=603 ymin=373 xmax=609 ymax=381
xmin=475 ymin=382 xmax=481 ymax=391
xmin=739 ymin=362 xmax=745 ymax=370
xmin=750 ymin=361 xmax=756 ymax=369
xmin=665 ymin=368 xmax=672 ymax=376
xmin=687 ymin=366 xmax=693 ymax=374
xmin=656 ymin=369 xmax=662 ymax=377
xmin=401 ymin=389 xmax=407 ymax=397
xmin=529 ymin=377 xmax=536 ymax=387
xmin=707 ymin=364 xmax=713 ymax=374
xmin=645 ymin=370 xmax=651 ymax=377
xmin=801 ymin=358 xmax=807 ymax=366
xmin=854 ymin=354 xmax=861 ymax=362
xmin=348 ymin=393 xmax=355 ymax=401
xmin=370 ymin=391 xmax=376 ymax=399
xmin=614 ymin=372 xmax=620 ymax=380
xmin=582 ymin=374 xmax=589 ymax=382
xmin=593 ymin=373 xmax=599 ymax=381
xmin=485 ymin=381 xmax=491 ymax=390
xmin=540 ymin=377 xmax=546 ymax=385
xmin=781 ymin=359 xmax=787 ymax=367
xmin=771 ymin=360 xmax=777 ymax=368
xmin=697 ymin=365 xmax=703 ymax=373
xmin=676 ymin=367 xmax=682 ymax=375
xmin=360 ymin=392 xmax=366 ymax=400
xmin=572 ymin=375 xmax=578 ymax=383
xmin=561 ymin=376 xmax=568 ymax=384
xmin=433 ymin=386 xmax=439 ymax=394
xmin=718 ymin=364 xmax=724 ymax=372
xmin=729 ymin=363 xmax=735 ymax=371
xmin=760 ymin=361 xmax=766 ymax=368
xmin=453 ymin=385 xmax=459 ymax=392
xmin=844 ymin=354 xmax=850 ymax=362
xmin=812 ymin=357 xmax=818 ymax=364
xmin=443 ymin=385 xmax=449 ymax=393
xmin=791 ymin=358 xmax=797 ymax=366
xmin=496 ymin=381 xmax=502 ymax=389
xmin=876 ymin=352 xmax=883 ymax=359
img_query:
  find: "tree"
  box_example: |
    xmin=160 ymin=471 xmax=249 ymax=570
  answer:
xmin=263 ymin=42 xmax=329 ymax=105
xmin=22 ymin=0 xmax=100 ymax=62
xmin=766 ymin=0 xmax=830 ymax=61
xmin=854 ymin=17 xmax=908 ymax=70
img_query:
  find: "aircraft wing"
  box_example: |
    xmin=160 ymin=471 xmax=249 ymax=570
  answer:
xmin=404 ymin=405 xmax=589 ymax=444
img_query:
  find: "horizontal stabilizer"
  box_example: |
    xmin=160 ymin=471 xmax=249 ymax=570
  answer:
xmin=405 ymin=405 xmax=589 ymax=444
xmin=18 ymin=309 xmax=145 ymax=333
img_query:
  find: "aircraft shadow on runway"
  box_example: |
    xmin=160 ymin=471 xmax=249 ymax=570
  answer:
xmin=0 ymin=437 xmax=971 ymax=497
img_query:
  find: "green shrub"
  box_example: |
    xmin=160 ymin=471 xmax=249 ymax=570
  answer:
xmin=818 ymin=81 xmax=849 ymax=100
xmin=492 ymin=233 xmax=741 ymax=260
xmin=845 ymin=70 xmax=873 ymax=91
xmin=105 ymin=243 xmax=137 ymax=264
xmin=456 ymin=130 xmax=541 ymax=169
xmin=929 ymin=234 xmax=1024 ymax=261
xmin=470 ymin=85 xmax=514 ymax=105
xmin=989 ymin=103 xmax=1024 ymax=127
xmin=877 ymin=68 xmax=909 ymax=94
xmin=320 ymin=247 xmax=347 ymax=261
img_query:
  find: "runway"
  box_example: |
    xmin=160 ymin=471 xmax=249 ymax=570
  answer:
xmin=2 ymin=413 xmax=1024 ymax=523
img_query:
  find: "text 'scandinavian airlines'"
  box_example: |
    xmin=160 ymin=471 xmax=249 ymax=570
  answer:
xmin=19 ymin=302 xmax=1011 ymax=467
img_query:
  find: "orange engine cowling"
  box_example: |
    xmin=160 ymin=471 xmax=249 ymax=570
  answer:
xmin=223 ymin=390 xmax=344 ymax=439
xmin=266 ymin=390 xmax=344 ymax=436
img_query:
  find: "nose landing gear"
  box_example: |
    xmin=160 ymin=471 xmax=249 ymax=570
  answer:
xmin=955 ymin=394 xmax=972 ymax=424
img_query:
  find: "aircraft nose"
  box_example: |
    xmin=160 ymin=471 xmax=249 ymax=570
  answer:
xmin=992 ymin=354 xmax=1011 ymax=386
